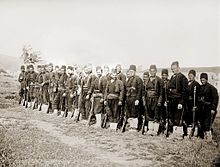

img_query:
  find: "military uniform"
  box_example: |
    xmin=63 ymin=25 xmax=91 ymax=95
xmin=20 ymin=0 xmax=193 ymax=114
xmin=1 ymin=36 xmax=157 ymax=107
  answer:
xmin=79 ymin=71 xmax=97 ymax=120
xmin=104 ymin=74 xmax=124 ymax=123
xmin=25 ymin=65 xmax=37 ymax=104
xmin=167 ymin=71 xmax=188 ymax=126
xmin=198 ymin=73 xmax=219 ymax=137
xmin=34 ymin=68 xmax=44 ymax=109
xmin=18 ymin=66 xmax=26 ymax=104
xmin=53 ymin=66 xmax=68 ymax=112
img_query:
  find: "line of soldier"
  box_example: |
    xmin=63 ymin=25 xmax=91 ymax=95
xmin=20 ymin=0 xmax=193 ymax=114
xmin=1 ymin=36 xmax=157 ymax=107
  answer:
xmin=18 ymin=61 xmax=219 ymax=141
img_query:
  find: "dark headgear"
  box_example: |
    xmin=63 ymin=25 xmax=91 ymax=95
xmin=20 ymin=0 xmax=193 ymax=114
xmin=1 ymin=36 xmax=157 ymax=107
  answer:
xmin=143 ymin=71 xmax=149 ymax=76
xmin=116 ymin=64 xmax=121 ymax=68
xmin=171 ymin=61 xmax=179 ymax=67
xmin=149 ymin=65 xmax=157 ymax=70
xmin=37 ymin=65 xmax=41 ymax=68
xmin=48 ymin=63 xmax=53 ymax=67
xmin=55 ymin=65 xmax=59 ymax=69
xmin=67 ymin=66 xmax=73 ymax=71
xmin=20 ymin=65 xmax=25 ymax=70
xmin=188 ymin=70 xmax=196 ymax=76
xmin=162 ymin=69 xmax=168 ymax=75
xmin=129 ymin=65 xmax=136 ymax=71
xmin=61 ymin=65 xmax=66 ymax=70
xmin=111 ymin=68 xmax=117 ymax=74
xmin=200 ymin=73 xmax=208 ymax=80
xmin=96 ymin=66 xmax=102 ymax=71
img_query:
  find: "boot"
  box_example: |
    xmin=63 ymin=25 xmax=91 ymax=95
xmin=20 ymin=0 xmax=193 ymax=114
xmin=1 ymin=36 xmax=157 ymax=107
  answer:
xmin=94 ymin=114 xmax=102 ymax=128
xmin=146 ymin=121 xmax=154 ymax=135
xmin=53 ymin=109 xmax=58 ymax=116
xmin=60 ymin=111 xmax=65 ymax=117
xmin=153 ymin=122 xmax=160 ymax=136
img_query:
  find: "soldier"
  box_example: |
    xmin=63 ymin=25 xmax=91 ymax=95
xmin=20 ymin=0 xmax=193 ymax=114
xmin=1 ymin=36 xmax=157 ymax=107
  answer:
xmin=116 ymin=64 xmax=126 ymax=85
xmin=103 ymin=65 xmax=111 ymax=80
xmin=143 ymin=65 xmax=163 ymax=135
xmin=64 ymin=66 xmax=78 ymax=117
xmin=88 ymin=66 xmax=107 ymax=126
xmin=160 ymin=69 xmax=171 ymax=136
xmin=53 ymin=65 xmax=68 ymax=116
xmin=198 ymin=73 xmax=219 ymax=141
xmin=79 ymin=64 xmax=97 ymax=121
xmin=25 ymin=64 xmax=37 ymax=108
xmin=167 ymin=61 xmax=188 ymax=138
xmin=104 ymin=68 xmax=124 ymax=128
xmin=33 ymin=65 xmax=44 ymax=110
xmin=185 ymin=70 xmax=201 ymax=136
xmin=124 ymin=65 xmax=143 ymax=131
xmin=18 ymin=65 xmax=26 ymax=104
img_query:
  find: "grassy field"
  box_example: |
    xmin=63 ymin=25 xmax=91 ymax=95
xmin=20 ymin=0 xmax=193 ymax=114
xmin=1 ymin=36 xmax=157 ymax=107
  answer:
xmin=0 ymin=75 xmax=220 ymax=167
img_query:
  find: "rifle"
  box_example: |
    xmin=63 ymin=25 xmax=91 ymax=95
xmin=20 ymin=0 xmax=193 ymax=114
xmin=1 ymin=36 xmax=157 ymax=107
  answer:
xmin=87 ymin=96 xmax=95 ymax=126
xmin=164 ymin=82 xmax=169 ymax=137
xmin=101 ymin=104 xmax=110 ymax=128
xmin=121 ymin=110 xmax=127 ymax=133
xmin=189 ymin=86 xmax=197 ymax=138
xmin=116 ymin=105 xmax=124 ymax=131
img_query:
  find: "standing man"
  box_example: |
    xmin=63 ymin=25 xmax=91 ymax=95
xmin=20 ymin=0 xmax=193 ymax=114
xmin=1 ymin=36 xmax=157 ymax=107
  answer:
xmin=116 ymin=64 xmax=126 ymax=85
xmin=124 ymin=65 xmax=143 ymax=131
xmin=79 ymin=64 xmax=97 ymax=121
xmin=25 ymin=64 xmax=37 ymax=108
xmin=143 ymin=65 xmax=163 ymax=135
xmin=167 ymin=61 xmax=188 ymax=138
xmin=64 ymin=66 xmax=78 ymax=117
xmin=186 ymin=70 xmax=201 ymax=136
xmin=104 ymin=68 xmax=124 ymax=128
xmin=18 ymin=65 xmax=26 ymax=104
xmin=198 ymin=73 xmax=219 ymax=141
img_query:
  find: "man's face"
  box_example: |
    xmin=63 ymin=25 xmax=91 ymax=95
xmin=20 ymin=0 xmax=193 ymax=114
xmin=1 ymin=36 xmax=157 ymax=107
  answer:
xmin=55 ymin=67 xmax=59 ymax=72
xmin=48 ymin=66 xmax=53 ymax=72
xmin=29 ymin=67 xmax=34 ymax=73
xmin=143 ymin=74 xmax=149 ymax=81
xmin=60 ymin=69 xmax=65 ymax=74
xmin=129 ymin=70 xmax=135 ymax=77
xmin=96 ymin=69 xmax=102 ymax=77
xmin=104 ymin=67 xmax=109 ymax=74
xmin=67 ymin=69 xmax=73 ymax=75
xmin=116 ymin=66 xmax=121 ymax=73
xmin=188 ymin=74 xmax=195 ymax=82
xmin=111 ymin=72 xmax=117 ymax=79
xmin=162 ymin=74 xmax=168 ymax=81
xmin=149 ymin=69 xmax=157 ymax=77
xmin=200 ymin=78 xmax=207 ymax=85
xmin=21 ymin=68 xmax=25 ymax=72
xmin=171 ymin=65 xmax=179 ymax=74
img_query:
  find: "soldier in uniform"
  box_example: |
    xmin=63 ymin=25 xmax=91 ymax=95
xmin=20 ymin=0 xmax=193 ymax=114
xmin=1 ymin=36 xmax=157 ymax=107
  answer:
xmin=18 ymin=65 xmax=26 ymax=104
xmin=198 ymin=73 xmax=219 ymax=141
xmin=185 ymin=70 xmax=201 ymax=135
xmin=116 ymin=64 xmax=126 ymax=85
xmin=53 ymin=65 xmax=68 ymax=116
xmin=64 ymin=66 xmax=78 ymax=117
xmin=25 ymin=64 xmax=37 ymax=108
xmin=87 ymin=66 xmax=108 ymax=126
xmin=124 ymin=65 xmax=143 ymax=131
xmin=143 ymin=65 xmax=163 ymax=135
xmin=79 ymin=64 xmax=97 ymax=120
xmin=104 ymin=68 xmax=124 ymax=126
xmin=167 ymin=61 xmax=188 ymax=137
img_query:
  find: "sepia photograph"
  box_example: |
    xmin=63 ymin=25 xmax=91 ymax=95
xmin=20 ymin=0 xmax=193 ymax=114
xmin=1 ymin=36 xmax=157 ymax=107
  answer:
xmin=0 ymin=0 xmax=219 ymax=166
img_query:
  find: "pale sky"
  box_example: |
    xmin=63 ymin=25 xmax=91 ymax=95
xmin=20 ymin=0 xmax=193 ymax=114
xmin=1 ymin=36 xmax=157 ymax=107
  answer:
xmin=0 ymin=0 xmax=220 ymax=69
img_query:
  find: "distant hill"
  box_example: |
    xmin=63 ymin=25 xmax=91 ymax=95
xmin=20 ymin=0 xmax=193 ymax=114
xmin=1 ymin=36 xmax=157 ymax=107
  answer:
xmin=0 ymin=54 xmax=23 ymax=73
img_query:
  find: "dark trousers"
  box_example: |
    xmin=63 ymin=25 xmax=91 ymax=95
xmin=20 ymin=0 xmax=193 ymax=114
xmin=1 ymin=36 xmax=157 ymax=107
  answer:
xmin=79 ymin=92 xmax=91 ymax=120
xmin=169 ymin=98 xmax=184 ymax=126
xmin=145 ymin=97 xmax=160 ymax=122
xmin=106 ymin=99 xmax=120 ymax=123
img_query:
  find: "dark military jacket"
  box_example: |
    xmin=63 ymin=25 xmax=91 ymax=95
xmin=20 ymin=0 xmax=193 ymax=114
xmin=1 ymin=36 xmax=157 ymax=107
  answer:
xmin=117 ymin=72 xmax=126 ymax=85
xmin=26 ymin=71 xmax=37 ymax=87
xmin=18 ymin=71 xmax=26 ymax=88
xmin=104 ymin=79 xmax=124 ymax=102
xmin=125 ymin=75 xmax=143 ymax=101
xmin=80 ymin=73 xmax=97 ymax=94
xmin=58 ymin=73 xmax=68 ymax=89
xmin=143 ymin=76 xmax=163 ymax=103
xmin=168 ymin=72 xmax=188 ymax=103
xmin=90 ymin=75 xmax=108 ymax=95
xmin=200 ymin=83 xmax=219 ymax=111
xmin=187 ymin=80 xmax=201 ymax=103
xmin=65 ymin=74 xmax=78 ymax=94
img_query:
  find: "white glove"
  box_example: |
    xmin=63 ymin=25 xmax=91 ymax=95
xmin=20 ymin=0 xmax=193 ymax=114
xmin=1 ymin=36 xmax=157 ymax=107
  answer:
xmin=62 ymin=93 xmax=66 ymax=97
xmin=178 ymin=104 xmax=182 ymax=110
xmin=118 ymin=101 xmax=122 ymax=106
xmin=211 ymin=110 xmax=215 ymax=115
xmin=86 ymin=95 xmax=90 ymax=100
xmin=135 ymin=100 xmax=139 ymax=106
xmin=164 ymin=101 xmax=167 ymax=107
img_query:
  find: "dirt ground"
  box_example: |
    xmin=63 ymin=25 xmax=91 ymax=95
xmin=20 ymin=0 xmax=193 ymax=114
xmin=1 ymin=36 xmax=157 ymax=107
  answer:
xmin=0 ymin=75 xmax=220 ymax=167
